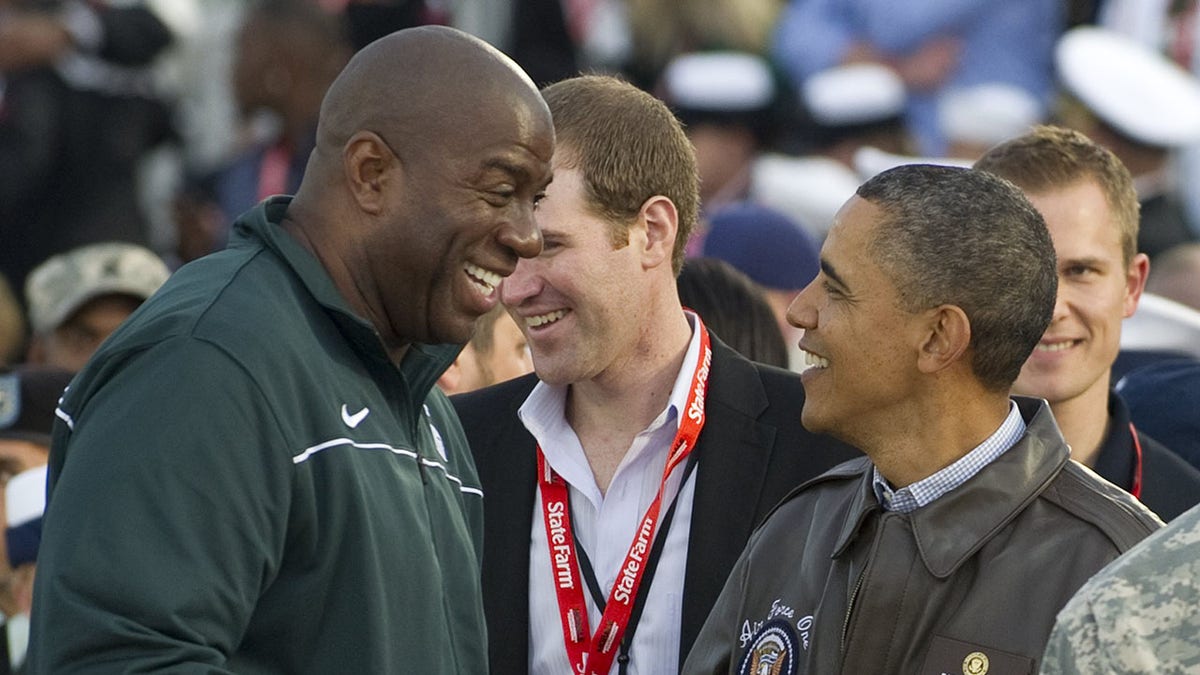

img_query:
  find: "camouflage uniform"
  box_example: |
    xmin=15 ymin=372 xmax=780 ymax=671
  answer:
xmin=1041 ymin=503 xmax=1200 ymax=674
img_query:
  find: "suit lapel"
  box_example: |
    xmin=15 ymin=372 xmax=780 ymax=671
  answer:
xmin=474 ymin=375 xmax=540 ymax=674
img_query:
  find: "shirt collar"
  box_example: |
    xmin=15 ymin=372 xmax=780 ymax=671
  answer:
xmin=835 ymin=398 xmax=1072 ymax=577
xmin=519 ymin=311 xmax=704 ymax=493
xmin=872 ymin=400 xmax=1025 ymax=513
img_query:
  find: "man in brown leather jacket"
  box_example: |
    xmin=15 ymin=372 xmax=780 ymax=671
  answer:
xmin=683 ymin=164 xmax=1163 ymax=675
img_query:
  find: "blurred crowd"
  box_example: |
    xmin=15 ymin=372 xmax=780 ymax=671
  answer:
xmin=3 ymin=0 xmax=1200 ymax=672
xmin=4 ymin=1 xmax=1200 ymax=369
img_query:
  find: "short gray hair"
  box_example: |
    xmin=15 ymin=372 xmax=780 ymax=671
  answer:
xmin=857 ymin=164 xmax=1057 ymax=391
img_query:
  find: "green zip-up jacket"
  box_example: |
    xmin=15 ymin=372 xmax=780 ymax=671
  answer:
xmin=28 ymin=197 xmax=487 ymax=674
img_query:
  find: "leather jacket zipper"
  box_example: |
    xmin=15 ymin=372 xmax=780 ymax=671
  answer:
xmin=841 ymin=565 xmax=867 ymax=653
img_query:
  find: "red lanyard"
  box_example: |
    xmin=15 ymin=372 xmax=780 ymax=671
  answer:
xmin=536 ymin=323 xmax=712 ymax=675
xmin=1129 ymin=422 xmax=1143 ymax=500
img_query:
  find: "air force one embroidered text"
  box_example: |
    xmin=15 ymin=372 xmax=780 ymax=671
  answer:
xmin=341 ymin=404 xmax=370 ymax=428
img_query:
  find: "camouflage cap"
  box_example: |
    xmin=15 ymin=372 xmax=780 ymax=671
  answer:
xmin=24 ymin=242 xmax=170 ymax=335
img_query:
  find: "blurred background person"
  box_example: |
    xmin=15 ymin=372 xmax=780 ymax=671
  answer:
xmin=437 ymin=305 xmax=533 ymax=396
xmin=1117 ymin=359 xmax=1200 ymax=473
xmin=702 ymin=202 xmax=821 ymax=372
xmin=1 ymin=464 xmax=46 ymax=672
xmin=676 ymin=257 xmax=789 ymax=369
xmin=338 ymin=0 xmax=449 ymax=52
xmin=1055 ymin=25 xmax=1200 ymax=260
xmin=1116 ymin=291 xmax=1200 ymax=379
xmin=656 ymin=51 xmax=795 ymax=231
xmin=0 ymin=0 xmax=179 ymax=298
xmin=0 ymin=366 xmax=67 ymax=481
xmin=796 ymin=62 xmax=911 ymax=167
xmin=23 ymin=242 xmax=169 ymax=373
xmin=748 ymin=62 xmax=907 ymax=242
xmin=772 ymin=0 xmax=1063 ymax=156
xmin=623 ymin=0 xmax=780 ymax=88
xmin=174 ymin=0 xmax=351 ymax=264
xmin=937 ymin=81 xmax=1043 ymax=161
xmin=456 ymin=0 xmax=780 ymax=91
xmin=0 ymin=281 xmax=23 ymax=369
xmin=1094 ymin=0 xmax=1200 ymax=242
xmin=0 ymin=365 xmax=71 ymax=673
xmin=1145 ymin=242 xmax=1200 ymax=310
xmin=454 ymin=0 xmax=627 ymax=86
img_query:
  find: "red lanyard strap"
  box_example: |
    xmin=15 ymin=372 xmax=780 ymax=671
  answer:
xmin=1129 ymin=422 xmax=1143 ymax=500
xmin=537 ymin=321 xmax=712 ymax=675
xmin=571 ymin=449 xmax=701 ymax=674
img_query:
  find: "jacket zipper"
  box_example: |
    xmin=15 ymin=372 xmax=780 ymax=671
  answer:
xmin=842 ymin=512 xmax=888 ymax=655
xmin=840 ymin=565 xmax=867 ymax=653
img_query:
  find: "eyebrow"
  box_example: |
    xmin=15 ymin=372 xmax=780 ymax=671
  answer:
xmin=481 ymin=158 xmax=535 ymax=183
xmin=479 ymin=158 xmax=553 ymax=193
xmin=539 ymin=226 xmax=569 ymax=241
xmin=821 ymin=258 xmax=849 ymax=290
xmin=1060 ymin=255 xmax=1107 ymax=267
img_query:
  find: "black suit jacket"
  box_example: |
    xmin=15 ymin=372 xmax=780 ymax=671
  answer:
xmin=452 ymin=335 xmax=859 ymax=673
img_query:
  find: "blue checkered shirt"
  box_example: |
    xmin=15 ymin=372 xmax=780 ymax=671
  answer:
xmin=873 ymin=401 xmax=1025 ymax=513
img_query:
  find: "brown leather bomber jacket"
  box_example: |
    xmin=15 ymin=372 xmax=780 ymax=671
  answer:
xmin=684 ymin=397 xmax=1163 ymax=675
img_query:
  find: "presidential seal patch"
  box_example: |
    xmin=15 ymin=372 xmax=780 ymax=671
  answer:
xmin=737 ymin=619 xmax=798 ymax=675
xmin=963 ymin=651 xmax=989 ymax=675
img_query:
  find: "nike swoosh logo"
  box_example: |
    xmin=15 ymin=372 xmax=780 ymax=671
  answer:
xmin=341 ymin=404 xmax=370 ymax=428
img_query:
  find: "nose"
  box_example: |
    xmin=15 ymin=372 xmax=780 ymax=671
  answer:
xmin=786 ymin=281 xmax=819 ymax=330
xmin=498 ymin=208 xmax=544 ymax=260
xmin=500 ymin=256 xmax=541 ymax=307
xmin=1048 ymin=288 xmax=1070 ymax=324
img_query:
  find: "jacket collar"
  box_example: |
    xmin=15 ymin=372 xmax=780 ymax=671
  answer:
xmin=832 ymin=397 xmax=1069 ymax=578
xmin=231 ymin=196 xmax=458 ymax=399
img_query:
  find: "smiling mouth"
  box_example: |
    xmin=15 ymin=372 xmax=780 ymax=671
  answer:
xmin=526 ymin=309 xmax=567 ymax=327
xmin=465 ymin=262 xmax=502 ymax=297
xmin=802 ymin=349 xmax=829 ymax=369
xmin=1035 ymin=340 xmax=1081 ymax=353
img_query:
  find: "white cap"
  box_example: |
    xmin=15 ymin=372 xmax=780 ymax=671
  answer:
xmin=660 ymin=51 xmax=775 ymax=112
xmin=25 ymin=242 xmax=170 ymax=335
xmin=751 ymin=154 xmax=861 ymax=239
xmin=5 ymin=464 xmax=47 ymax=568
xmin=6 ymin=465 xmax=46 ymax=531
xmin=938 ymin=83 xmax=1043 ymax=146
xmin=1057 ymin=26 xmax=1200 ymax=147
xmin=802 ymin=63 xmax=906 ymax=126
xmin=852 ymin=146 xmax=973 ymax=182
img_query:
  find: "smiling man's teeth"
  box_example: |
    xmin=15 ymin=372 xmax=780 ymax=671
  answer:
xmin=465 ymin=262 xmax=502 ymax=296
xmin=802 ymin=350 xmax=829 ymax=368
xmin=527 ymin=310 xmax=566 ymax=327
xmin=1036 ymin=341 xmax=1076 ymax=353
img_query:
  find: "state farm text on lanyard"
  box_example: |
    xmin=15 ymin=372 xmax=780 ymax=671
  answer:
xmin=537 ymin=323 xmax=713 ymax=675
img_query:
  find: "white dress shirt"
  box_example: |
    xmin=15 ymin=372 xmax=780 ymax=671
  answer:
xmin=521 ymin=314 xmax=703 ymax=675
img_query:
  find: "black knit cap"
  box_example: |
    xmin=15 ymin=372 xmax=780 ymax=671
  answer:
xmin=0 ymin=366 xmax=74 ymax=445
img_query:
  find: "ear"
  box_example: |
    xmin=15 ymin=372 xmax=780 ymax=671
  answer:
xmin=343 ymin=131 xmax=397 ymax=215
xmin=638 ymin=195 xmax=679 ymax=271
xmin=916 ymin=304 xmax=971 ymax=375
xmin=1122 ymin=252 xmax=1150 ymax=318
